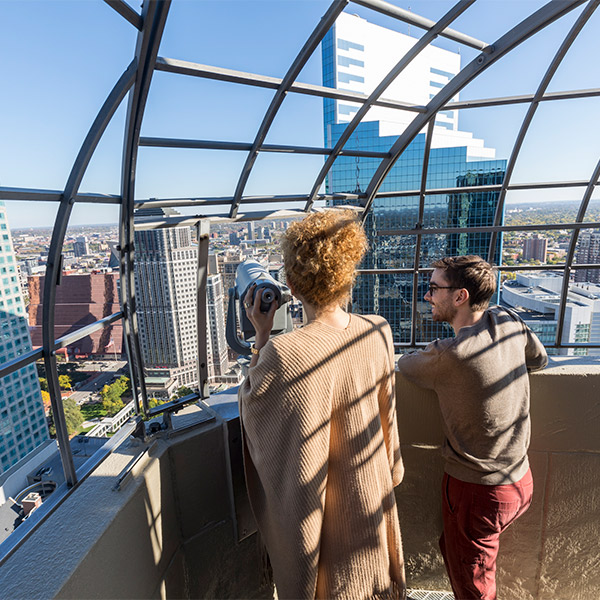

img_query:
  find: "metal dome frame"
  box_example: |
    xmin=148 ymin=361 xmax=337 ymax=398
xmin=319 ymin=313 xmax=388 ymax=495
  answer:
xmin=0 ymin=0 xmax=599 ymax=489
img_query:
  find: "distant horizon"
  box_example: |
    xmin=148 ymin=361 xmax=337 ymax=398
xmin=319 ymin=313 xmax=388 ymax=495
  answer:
xmin=9 ymin=197 xmax=600 ymax=232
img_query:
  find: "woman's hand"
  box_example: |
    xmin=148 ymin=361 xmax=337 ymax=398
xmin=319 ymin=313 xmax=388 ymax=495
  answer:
xmin=243 ymin=283 xmax=279 ymax=352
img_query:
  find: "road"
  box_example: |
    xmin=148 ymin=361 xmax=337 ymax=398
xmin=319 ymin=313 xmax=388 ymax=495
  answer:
xmin=68 ymin=361 xmax=128 ymax=404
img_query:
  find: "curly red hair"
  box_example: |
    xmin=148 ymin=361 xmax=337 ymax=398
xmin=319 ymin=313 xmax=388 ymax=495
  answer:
xmin=281 ymin=209 xmax=367 ymax=308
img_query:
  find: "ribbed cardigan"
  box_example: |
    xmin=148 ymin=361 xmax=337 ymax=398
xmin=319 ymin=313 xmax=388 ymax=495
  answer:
xmin=239 ymin=314 xmax=405 ymax=600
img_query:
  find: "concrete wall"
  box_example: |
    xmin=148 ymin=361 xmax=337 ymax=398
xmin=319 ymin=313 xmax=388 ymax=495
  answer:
xmin=0 ymin=359 xmax=598 ymax=599
xmin=396 ymin=357 xmax=600 ymax=599
xmin=0 ymin=410 xmax=272 ymax=600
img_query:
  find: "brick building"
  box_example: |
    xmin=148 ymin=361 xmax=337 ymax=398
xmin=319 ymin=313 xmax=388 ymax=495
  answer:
xmin=28 ymin=273 xmax=123 ymax=357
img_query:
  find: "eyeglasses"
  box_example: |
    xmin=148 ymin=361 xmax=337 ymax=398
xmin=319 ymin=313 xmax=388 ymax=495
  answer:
xmin=427 ymin=284 xmax=459 ymax=295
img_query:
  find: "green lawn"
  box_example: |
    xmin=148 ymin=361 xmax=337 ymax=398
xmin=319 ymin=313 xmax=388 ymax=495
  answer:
xmin=80 ymin=403 xmax=108 ymax=420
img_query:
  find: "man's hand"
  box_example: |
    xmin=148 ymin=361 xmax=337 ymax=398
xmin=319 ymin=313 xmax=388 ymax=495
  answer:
xmin=243 ymin=283 xmax=278 ymax=351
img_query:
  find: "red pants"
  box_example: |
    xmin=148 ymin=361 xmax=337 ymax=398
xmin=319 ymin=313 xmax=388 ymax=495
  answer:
xmin=439 ymin=469 xmax=533 ymax=600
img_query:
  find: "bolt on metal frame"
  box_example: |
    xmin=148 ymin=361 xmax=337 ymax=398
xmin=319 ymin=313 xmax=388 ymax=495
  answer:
xmin=0 ymin=0 xmax=598 ymax=492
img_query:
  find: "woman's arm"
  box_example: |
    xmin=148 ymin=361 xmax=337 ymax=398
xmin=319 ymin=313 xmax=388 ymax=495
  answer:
xmin=243 ymin=283 xmax=278 ymax=367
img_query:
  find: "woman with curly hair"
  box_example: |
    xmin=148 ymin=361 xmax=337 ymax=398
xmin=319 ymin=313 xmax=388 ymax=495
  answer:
xmin=239 ymin=209 xmax=406 ymax=600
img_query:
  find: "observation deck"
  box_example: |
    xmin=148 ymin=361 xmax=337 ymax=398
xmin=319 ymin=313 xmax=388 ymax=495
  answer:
xmin=1 ymin=0 xmax=599 ymax=597
xmin=0 ymin=360 xmax=598 ymax=598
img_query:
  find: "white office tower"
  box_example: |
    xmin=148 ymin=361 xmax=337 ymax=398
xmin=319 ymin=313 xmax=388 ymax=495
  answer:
xmin=134 ymin=209 xmax=199 ymax=388
xmin=324 ymin=12 xmax=496 ymax=160
xmin=0 ymin=202 xmax=48 ymax=474
xmin=501 ymin=271 xmax=600 ymax=356
xmin=206 ymin=274 xmax=229 ymax=380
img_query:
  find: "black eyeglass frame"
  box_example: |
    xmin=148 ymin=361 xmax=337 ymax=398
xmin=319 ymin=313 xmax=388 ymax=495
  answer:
xmin=427 ymin=285 xmax=460 ymax=295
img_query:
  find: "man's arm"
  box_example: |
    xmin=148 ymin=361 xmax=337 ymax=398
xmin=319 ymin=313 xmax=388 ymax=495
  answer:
xmin=397 ymin=339 xmax=445 ymax=390
xmin=525 ymin=326 xmax=548 ymax=372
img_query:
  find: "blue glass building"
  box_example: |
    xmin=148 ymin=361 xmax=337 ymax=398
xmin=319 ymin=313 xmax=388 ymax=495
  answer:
xmin=322 ymin=20 xmax=507 ymax=344
xmin=0 ymin=203 xmax=48 ymax=474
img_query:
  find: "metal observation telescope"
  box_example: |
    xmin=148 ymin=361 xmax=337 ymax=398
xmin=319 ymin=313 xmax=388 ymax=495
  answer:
xmin=0 ymin=0 xmax=599 ymax=494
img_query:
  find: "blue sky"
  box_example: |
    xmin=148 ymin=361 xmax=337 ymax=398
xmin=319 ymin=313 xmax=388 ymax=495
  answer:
xmin=1 ymin=0 xmax=599 ymax=228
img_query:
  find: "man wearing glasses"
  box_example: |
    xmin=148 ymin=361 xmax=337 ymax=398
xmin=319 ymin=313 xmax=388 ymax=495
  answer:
xmin=397 ymin=255 xmax=547 ymax=600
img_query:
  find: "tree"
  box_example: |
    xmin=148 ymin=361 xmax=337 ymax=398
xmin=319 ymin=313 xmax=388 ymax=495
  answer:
xmin=39 ymin=378 xmax=48 ymax=392
xmin=116 ymin=376 xmax=131 ymax=396
xmin=58 ymin=374 xmax=72 ymax=390
xmin=172 ymin=386 xmax=194 ymax=401
xmin=102 ymin=395 xmax=124 ymax=417
xmin=48 ymin=397 xmax=84 ymax=436
xmin=148 ymin=397 xmax=167 ymax=410
xmin=100 ymin=383 xmax=124 ymax=417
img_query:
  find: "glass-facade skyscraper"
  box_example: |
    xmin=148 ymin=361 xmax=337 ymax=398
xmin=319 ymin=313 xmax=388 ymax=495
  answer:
xmin=322 ymin=13 xmax=507 ymax=344
xmin=0 ymin=202 xmax=48 ymax=474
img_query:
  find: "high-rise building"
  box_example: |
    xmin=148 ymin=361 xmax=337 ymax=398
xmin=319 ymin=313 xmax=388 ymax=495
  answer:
xmin=322 ymin=13 xmax=506 ymax=343
xmin=523 ymin=235 xmax=548 ymax=262
xmin=134 ymin=209 xmax=199 ymax=388
xmin=0 ymin=202 xmax=49 ymax=475
xmin=575 ymin=231 xmax=600 ymax=283
xmin=28 ymin=273 xmax=123 ymax=357
xmin=247 ymin=222 xmax=255 ymax=241
xmin=501 ymin=271 xmax=600 ymax=356
xmin=206 ymin=274 xmax=228 ymax=380
xmin=73 ymin=236 xmax=89 ymax=258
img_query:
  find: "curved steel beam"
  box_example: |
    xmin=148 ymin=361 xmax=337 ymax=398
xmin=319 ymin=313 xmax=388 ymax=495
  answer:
xmin=361 ymin=0 xmax=588 ymax=220
xmin=350 ymin=0 xmax=488 ymax=51
xmin=487 ymin=0 xmax=600 ymax=263
xmin=139 ymin=136 xmax=389 ymax=158
xmin=555 ymin=154 xmax=600 ymax=348
xmin=40 ymin=61 xmax=137 ymax=487
xmin=410 ymin=119 xmax=435 ymax=346
xmin=119 ymin=0 xmax=171 ymax=415
xmin=155 ymin=56 xmax=426 ymax=113
xmin=104 ymin=0 xmax=144 ymax=30
xmin=229 ymin=0 xmax=348 ymax=218
xmin=305 ymin=0 xmax=475 ymax=212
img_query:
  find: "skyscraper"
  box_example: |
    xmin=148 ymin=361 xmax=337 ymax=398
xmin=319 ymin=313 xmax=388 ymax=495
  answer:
xmin=0 ymin=202 xmax=48 ymax=474
xmin=134 ymin=209 xmax=199 ymax=388
xmin=73 ymin=236 xmax=89 ymax=258
xmin=206 ymin=274 xmax=229 ymax=380
xmin=322 ymin=13 xmax=506 ymax=343
xmin=575 ymin=231 xmax=600 ymax=283
xmin=523 ymin=235 xmax=548 ymax=262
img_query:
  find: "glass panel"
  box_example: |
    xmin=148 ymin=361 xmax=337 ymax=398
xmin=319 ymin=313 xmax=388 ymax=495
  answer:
xmin=145 ymin=72 xmax=275 ymax=143
xmin=160 ymin=1 xmax=327 ymax=80
xmin=0 ymin=0 xmax=133 ymax=191
xmin=243 ymin=152 xmax=329 ymax=198
xmin=511 ymin=97 xmax=600 ymax=184
xmin=582 ymin=189 xmax=600 ymax=224
xmin=264 ymin=93 xmax=326 ymax=148
xmin=502 ymin=227 xmax=569 ymax=268
xmin=458 ymin=6 xmax=580 ymax=100
xmin=135 ymin=147 xmax=248 ymax=200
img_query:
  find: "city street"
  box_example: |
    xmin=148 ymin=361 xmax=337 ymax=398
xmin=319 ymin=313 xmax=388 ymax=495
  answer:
xmin=68 ymin=361 xmax=128 ymax=404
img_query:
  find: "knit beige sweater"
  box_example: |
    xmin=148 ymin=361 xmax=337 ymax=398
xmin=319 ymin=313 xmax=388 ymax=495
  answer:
xmin=239 ymin=314 xmax=405 ymax=600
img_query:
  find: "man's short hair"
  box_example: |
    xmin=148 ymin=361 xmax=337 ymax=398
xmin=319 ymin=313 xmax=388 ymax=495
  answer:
xmin=432 ymin=255 xmax=497 ymax=311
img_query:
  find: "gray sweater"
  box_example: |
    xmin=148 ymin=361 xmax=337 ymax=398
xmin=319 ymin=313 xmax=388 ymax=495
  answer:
xmin=398 ymin=306 xmax=548 ymax=485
